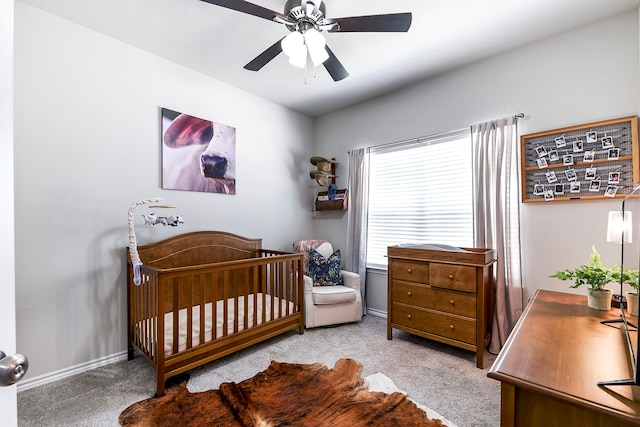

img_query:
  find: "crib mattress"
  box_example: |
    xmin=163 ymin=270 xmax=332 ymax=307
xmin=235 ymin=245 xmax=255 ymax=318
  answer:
xmin=135 ymin=293 xmax=295 ymax=357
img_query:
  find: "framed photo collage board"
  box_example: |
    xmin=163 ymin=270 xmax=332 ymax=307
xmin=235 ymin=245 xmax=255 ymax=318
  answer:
xmin=521 ymin=115 xmax=639 ymax=203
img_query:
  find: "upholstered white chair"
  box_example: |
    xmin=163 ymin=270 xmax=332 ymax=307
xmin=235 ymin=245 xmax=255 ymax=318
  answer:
xmin=293 ymin=240 xmax=363 ymax=328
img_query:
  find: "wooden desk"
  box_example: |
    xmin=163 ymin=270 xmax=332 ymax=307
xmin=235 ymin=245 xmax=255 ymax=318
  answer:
xmin=488 ymin=290 xmax=640 ymax=427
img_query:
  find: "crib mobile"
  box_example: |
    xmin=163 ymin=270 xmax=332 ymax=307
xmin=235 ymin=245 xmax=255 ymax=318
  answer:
xmin=127 ymin=197 xmax=184 ymax=286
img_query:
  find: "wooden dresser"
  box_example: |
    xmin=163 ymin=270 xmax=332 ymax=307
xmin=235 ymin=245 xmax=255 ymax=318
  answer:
xmin=387 ymin=244 xmax=496 ymax=368
xmin=488 ymin=290 xmax=640 ymax=427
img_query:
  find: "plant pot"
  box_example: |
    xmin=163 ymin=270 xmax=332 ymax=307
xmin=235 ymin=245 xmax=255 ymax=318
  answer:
xmin=625 ymin=291 xmax=639 ymax=316
xmin=587 ymin=289 xmax=612 ymax=311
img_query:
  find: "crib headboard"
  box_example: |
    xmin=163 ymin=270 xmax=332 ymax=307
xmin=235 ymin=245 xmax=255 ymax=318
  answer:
xmin=127 ymin=230 xmax=262 ymax=269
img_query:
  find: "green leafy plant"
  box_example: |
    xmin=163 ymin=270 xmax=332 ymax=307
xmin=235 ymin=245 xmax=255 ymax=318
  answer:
xmin=549 ymin=246 xmax=614 ymax=291
xmin=611 ymin=264 xmax=640 ymax=291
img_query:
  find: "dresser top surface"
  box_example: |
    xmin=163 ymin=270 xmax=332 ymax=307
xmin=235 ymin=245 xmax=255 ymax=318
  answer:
xmin=388 ymin=244 xmax=496 ymax=266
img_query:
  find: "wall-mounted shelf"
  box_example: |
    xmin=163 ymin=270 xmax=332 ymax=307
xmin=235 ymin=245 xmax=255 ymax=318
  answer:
xmin=315 ymin=189 xmax=348 ymax=211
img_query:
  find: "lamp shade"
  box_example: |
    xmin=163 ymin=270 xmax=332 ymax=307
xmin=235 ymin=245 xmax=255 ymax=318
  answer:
xmin=607 ymin=210 xmax=632 ymax=243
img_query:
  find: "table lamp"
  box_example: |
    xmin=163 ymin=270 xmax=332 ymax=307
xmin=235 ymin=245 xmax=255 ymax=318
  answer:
xmin=606 ymin=209 xmax=632 ymax=308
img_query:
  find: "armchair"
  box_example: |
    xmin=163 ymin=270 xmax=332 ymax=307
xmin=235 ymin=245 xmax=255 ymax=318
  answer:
xmin=293 ymin=240 xmax=363 ymax=328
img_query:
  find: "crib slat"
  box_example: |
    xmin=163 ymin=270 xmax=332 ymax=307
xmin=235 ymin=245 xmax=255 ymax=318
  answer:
xmin=279 ymin=261 xmax=285 ymax=317
xmin=270 ymin=262 xmax=275 ymax=321
xmin=252 ymin=265 xmax=259 ymax=328
xmin=143 ymin=275 xmax=152 ymax=358
xmin=144 ymin=276 xmax=152 ymax=358
xmin=233 ymin=274 xmax=239 ymax=334
xmin=212 ymin=271 xmax=218 ymax=341
xmin=198 ymin=274 xmax=206 ymax=346
xmin=134 ymin=277 xmax=142 ymax=351
xmin=287 ymin=261 xmax=292 ymax=314
xmin=284 ymin=261 xmax=291 ymax=316
xmin=150 ymin=274 xmax=158 ymax=362
xmin=140 ymin=277 xmax=145 ymax=353
xmin=243 ymin=275 xmax=249 ymax=332
xmin=172 ymin=277 xmax=179 ymax=355
xmin=155 ymin=272 xmax=165 ymax=396
xmin=185 ymin=275 xmax=193 ymax=351
xmin=297 ymin=258 xmax=303 ymax=314
xmin=222 ymin=270 xmax=229 ymax=337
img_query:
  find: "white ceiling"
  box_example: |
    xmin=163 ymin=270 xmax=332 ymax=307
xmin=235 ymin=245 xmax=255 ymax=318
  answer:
xmin=19 ymin=0 xmax=640 ymax=117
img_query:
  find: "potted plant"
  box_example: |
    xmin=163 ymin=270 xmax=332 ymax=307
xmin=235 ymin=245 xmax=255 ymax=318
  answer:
xmin=550 ymin=246 xmax=614 ymax=310
xmin=611 ymin=264 xmax=639 ymax=316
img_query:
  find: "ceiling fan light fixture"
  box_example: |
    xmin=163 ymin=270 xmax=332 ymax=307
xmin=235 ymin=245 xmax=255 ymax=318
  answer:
xmin=281 ymin=31 xmax=307 ymax=68
xmin=304 ymin=28 xmax=329 ymax=66
xmin=308 ymin=46 xmax=328 ymax=67
xmin=288 ymin=48 xmax=308 ymax=68
xmin=281 ymin=31 xmax=304 ymax=57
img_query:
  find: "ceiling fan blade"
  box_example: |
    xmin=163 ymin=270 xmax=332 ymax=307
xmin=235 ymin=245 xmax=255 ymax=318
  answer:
xmin=323 ymin=45 xmax=349 ymax=82
xmin=199 ymin=0 xmax=287 ymax=22
xmin=244 ymin=38 xmax=284 ymax=71
xmin=328 ymin=12 xmax=412 ymax=32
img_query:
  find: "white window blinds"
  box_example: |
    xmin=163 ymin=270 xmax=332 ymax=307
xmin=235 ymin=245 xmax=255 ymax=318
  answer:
xmin=366 ymin=129 xmax=473 ymax=269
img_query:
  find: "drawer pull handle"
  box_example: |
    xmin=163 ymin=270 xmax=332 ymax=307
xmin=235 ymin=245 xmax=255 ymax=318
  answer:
xmin=449 ymin=324 xmax=455 ymax=330
xmin=449 ymin=299 xmax=455 ymax=305
xmin=407 ymin=291 xmax=412 ymax=297
xmin=407 ymin=268 xmax=412 ymax=274
xmin=448 ymin=274 xmax=454 ymax=280
xmin=407 ymin=314 xmax=413 ymax=320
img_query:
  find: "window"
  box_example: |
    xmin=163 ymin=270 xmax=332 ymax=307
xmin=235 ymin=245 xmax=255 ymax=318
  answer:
xmin=366 ymin=129 xmax=473 ymax=269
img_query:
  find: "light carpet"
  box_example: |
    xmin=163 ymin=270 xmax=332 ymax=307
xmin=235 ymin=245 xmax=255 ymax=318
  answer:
xmin=18 ymin=315 xmax=498 ymax=426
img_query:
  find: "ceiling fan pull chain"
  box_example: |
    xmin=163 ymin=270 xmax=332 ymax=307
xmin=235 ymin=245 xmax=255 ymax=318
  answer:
xmin=304 ymin=59 xmax=308 ymax=85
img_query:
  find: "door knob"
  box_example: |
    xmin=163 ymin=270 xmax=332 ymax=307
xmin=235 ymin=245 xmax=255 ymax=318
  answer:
xmin=0 ymin=350 xmax=29 ymax=386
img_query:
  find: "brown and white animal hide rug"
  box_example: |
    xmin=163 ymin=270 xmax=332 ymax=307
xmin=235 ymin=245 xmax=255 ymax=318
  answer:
xmin=119 ymin=358 xmax=446 ymax=426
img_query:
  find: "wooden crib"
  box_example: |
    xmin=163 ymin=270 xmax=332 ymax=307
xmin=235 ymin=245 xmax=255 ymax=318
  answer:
xmin=126 ymin=231 xmax=304 ymax=397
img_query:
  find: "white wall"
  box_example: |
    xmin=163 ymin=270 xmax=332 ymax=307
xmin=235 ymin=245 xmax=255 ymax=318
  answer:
xmin=14 ymin=4 xmax=315 ymax=380
xmin=1 ymin=0 xmax=17 ymax=423
xmin=313 ymin=11 xmax=640 ymax=313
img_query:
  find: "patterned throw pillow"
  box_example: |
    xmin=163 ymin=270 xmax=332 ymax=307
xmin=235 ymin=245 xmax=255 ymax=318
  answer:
xmin=308 ymin=248 xmax=343 ymax=286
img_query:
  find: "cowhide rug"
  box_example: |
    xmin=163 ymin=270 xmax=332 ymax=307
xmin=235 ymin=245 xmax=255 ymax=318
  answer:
xmin=119 ymin=358 xmax=449 ymax=426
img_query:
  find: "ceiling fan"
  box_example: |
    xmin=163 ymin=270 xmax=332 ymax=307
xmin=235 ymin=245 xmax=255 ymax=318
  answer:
xmin=199 ymin=0 xmax=412 ymax=81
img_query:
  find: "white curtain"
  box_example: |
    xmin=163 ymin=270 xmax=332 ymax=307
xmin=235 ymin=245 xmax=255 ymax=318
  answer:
xmin=471 ymin=116 xmax=524 ymax=354
xmin=345 ymin=148 xmax=369 ymax=313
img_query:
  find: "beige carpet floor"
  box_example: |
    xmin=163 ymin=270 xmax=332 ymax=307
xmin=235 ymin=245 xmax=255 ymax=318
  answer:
xmin=17 ymin=315 xmax=499 ymax=426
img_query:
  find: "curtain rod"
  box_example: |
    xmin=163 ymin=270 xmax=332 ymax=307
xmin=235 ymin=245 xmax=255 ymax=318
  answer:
xmin=347 ymin=112 xmax=525 ymax=154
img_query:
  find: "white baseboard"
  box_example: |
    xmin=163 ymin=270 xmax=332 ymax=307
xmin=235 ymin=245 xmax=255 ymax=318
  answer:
xmin=17 ymin=351 xmax=128 ymax=393
xmin=366 ymin=307 xmax=387 ymax=319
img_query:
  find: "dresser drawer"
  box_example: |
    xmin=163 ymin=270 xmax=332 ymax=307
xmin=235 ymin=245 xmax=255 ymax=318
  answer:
xmin=392 ymin=281 xmax=476 ymax=317
xmin=391 ymin=260 xmax=428 ymax=283
xmin=392 ymin=303 xmax=476 ymax=345
xmin=429 ymin=263 xmax=476 ymax=292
